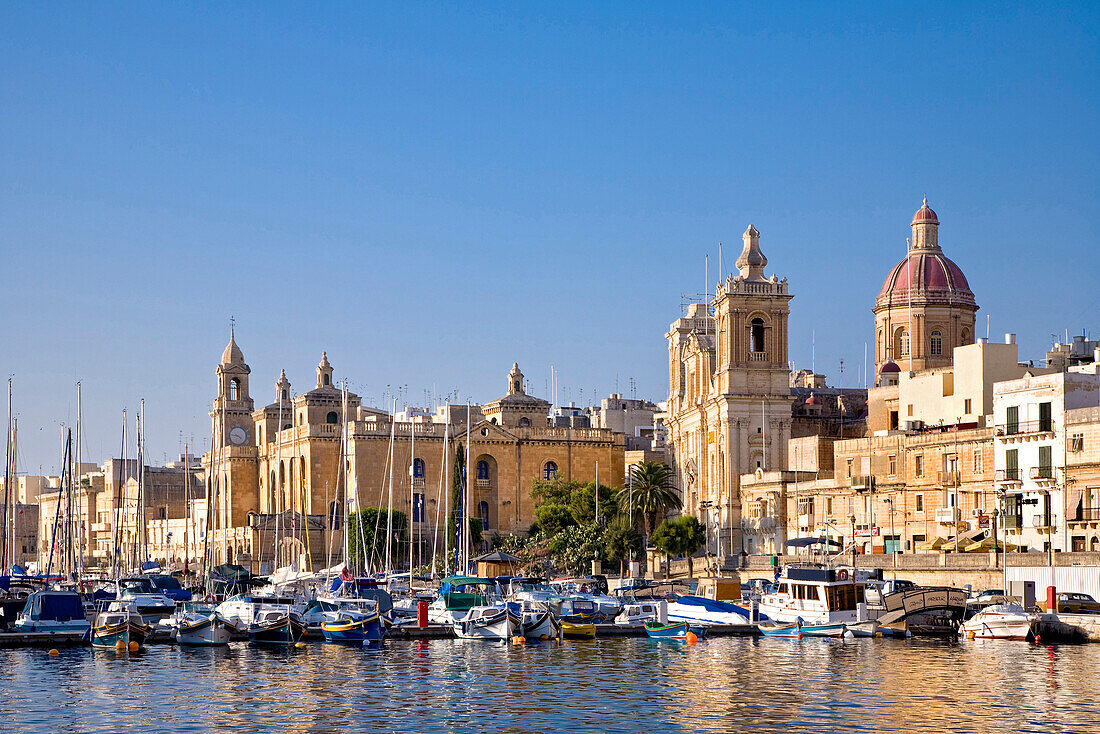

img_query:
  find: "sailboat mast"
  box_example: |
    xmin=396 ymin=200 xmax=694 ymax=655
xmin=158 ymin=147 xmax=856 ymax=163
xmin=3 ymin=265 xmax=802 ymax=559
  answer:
xmin=113 ymin=410 xmax=127 ymax=587
xmin=183 ymin=443 xmax=190 ymax=576
xmin=137 ymin=400 xmax=146 ymax=570
xmin=435 ymin=405 xmax=449 ymax=579
xmin=2 ymin=378 xmax=11 ymax=573
xmin=275 ymin=392 xmax=284 ymax=570
xmin=464 ymin=401 xmax=471 ymax=576
xmin=384 ymin=399 xmax=396 ymax=582
xmin=408 ymin=413 xmax=415 ymax=576
xmin=340 ymin=382 xmax=349 ymax=574
xmin=75 ymin=382 xmax=83 ymax=580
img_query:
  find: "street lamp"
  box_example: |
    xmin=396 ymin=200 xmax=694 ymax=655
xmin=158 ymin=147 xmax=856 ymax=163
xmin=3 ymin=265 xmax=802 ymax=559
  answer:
xmin=883 ymin=497 xmax=896 ymax=555
xmin=850 ymin=514 xmax=857 ymax=567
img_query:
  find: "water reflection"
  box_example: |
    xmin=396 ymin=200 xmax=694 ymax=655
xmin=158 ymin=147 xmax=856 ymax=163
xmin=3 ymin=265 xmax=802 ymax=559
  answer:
xmin=2 ymin=637 xmax=1099 ymax=733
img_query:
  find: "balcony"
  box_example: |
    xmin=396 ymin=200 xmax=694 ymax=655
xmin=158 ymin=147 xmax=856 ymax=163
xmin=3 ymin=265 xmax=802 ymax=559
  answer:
xmin=475 ymin=478 xmax=491 ymax=488
xmin=995 ymin=419 xmax=1053 ymax=437
xmin=851 ymin=475 xmax=875 ymax=492
xmin=935 ymin=507 xmax=960 ymax=524
xmin=995 ymin=468 xmax=1022 ymax=483
xmin=1077 ymin=507 xmax=1100 ymax=522
xmin=91 ymin=522 xmax=111 ymax=532
xmin=1032 ymin=514 xmax=1058 ymax=529
xmin=938 ymin=470 xmax=960 ymax=486
xmin=749 ymin=352 xmax=769 ymax=362
xmin=1001 ymin=515 xmax=1021 ymax=530
xmin=1028 ymin=465 xmax=1055 ymax=481
xmin=411 ymin=477 xmax=426 ymax=488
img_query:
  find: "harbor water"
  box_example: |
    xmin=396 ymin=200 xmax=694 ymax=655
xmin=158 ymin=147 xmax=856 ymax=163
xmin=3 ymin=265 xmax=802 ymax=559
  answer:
xmin=3 ymin=636 xmax=1099 ymax=733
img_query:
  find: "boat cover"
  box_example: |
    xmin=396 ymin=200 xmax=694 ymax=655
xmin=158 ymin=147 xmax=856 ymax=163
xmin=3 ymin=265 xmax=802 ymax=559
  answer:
xmin=674 ymin=594 xmax=750 ymax=618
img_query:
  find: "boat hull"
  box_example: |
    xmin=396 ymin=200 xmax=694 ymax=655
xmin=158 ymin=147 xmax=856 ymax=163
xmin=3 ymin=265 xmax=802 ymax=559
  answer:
xmin=92 ymin=622 xmax=148 ymax=650
xmin=759 ymin=623 xmax=802 ymax=639
xmin=801 ymin=622 xmax=848 ymax=638
xmin=453 ymin=608 xmax=519 ymax=641
xmin=561 ymin=621 xmax=596 ymax=639
xmin=249 ymin=616 xmax=305 ymax=645
xmin=321 ymin=614 xmax=385 ymax=644
xmin=521 ymin=611 xmax=559 ymax=639
xmin=644 ymin=621 xmax=706 ymax=640
xmin=177 ymin=615 xmax=232 ymax=646
xmin=961 ymin=615 xmax=1035 ymax=641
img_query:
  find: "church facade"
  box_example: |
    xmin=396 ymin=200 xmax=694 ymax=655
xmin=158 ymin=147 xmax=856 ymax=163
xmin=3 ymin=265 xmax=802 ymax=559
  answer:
xmin=666 ymin=225 xmax=794 ymax=556
xmin=203 ymin=344 xmax=624 ymax=572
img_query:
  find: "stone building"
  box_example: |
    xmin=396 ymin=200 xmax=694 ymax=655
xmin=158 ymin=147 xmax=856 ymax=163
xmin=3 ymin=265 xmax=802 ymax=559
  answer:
xmin=203 ymin=338 xmax=625 ymax=572
xmin=1066 ymin=406 xmax=1100 ymax=551
xmin=667 ymin=225 xmax=794 ymax=556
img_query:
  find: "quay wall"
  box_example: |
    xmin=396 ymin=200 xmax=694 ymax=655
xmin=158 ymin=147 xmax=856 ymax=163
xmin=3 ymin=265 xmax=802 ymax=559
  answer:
xmin=654 ymin=552 xmax=1100 ymax=594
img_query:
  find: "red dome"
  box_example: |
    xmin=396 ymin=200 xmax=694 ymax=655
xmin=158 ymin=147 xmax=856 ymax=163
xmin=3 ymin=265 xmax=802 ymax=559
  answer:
xmin=879 ymin=361 xmax=901 ymax=374
xmin=876 ymin=252 xmax=975 ymax=309
xmin=912 ymin=200 xmax=938 ymax=224
xmin=804 ymin=394 xmax=821 ymax=406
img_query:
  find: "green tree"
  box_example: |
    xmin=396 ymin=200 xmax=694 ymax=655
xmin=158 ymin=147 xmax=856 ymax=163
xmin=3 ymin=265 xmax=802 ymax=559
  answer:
xmin=651 ymin=515 xmax=706 ymax=578
xmin=547 ymin=522 xmax=607 ymax=575
xmin=348 ymin=508 xmax=408 ymax=570
xmin=532 ymin=503 xmax=577 ymax=536
xmin=603 ymin=515 xmax=644 ymax=576
xmin=617 ymin=461 xmax=682 ymax=535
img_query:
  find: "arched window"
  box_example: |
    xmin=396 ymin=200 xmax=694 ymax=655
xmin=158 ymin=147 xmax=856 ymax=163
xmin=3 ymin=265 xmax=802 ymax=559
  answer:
xmin=476 ymin=460 xmax=489 ymax=481
xmin=324 ymin=373 xmax=330 ymax=386
xmin=518 ymin=417 xmax=531 ymax=427
xmin=230 ymin=378 xmax=240 ymax=400
xmin=326 ymin=411 xmax=339 ymax=424
xmin=750 ymin=318 xmax=765 ymax=354
xmin=281 ymin=389 xmax=289 ymax=400
xmin=961 ymin=328 xmax=971 ymax=346
xmin=930 ymin=330 xmax=942 ymax=356
xmin=490 ymin=417 xmax=498 ymax=425
xmin=514 ymin=380 xmax=521 ymax=392
xmin=283 ymin=423 xmax=292 ymax=431
xmin=543 ymin=461 xmax=558 ymax=481
xmin=329 ymin=500 xmax=342 ymax=529
xmin=413 ymin=458 xmax=425 ymax=478
xmin=478 ymin=501 xmax=490 ymax=529
xmin=897 ymin=328 xmax=910 ymax=357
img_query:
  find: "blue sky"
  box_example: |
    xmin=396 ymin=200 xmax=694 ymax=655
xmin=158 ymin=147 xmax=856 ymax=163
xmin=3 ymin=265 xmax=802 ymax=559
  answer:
xmin=1 ymin=2 xmax=1097 ymax=472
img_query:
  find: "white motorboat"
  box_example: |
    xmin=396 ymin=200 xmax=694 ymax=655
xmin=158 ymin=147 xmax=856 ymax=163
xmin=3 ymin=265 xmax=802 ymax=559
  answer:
xmin=452 ymin=604 xmax=520 ymax=641
xmin=844 ymin=619 xmax=880 ymax=637
xmin=13 ymin=590 xmax=91 ymax=640
xmin=758 ymin=566 xmax=877 ymax=627
xmin=960 ymin=603 xmax=1037 ymax=641
xmin=217 ymin=593 xmax=302 ymax=632
xmin=614 ymin=599 xmax=666 ymax=626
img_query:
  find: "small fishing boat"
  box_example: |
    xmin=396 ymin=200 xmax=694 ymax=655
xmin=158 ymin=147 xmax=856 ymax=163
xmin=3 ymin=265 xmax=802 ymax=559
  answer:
xmin=759 ymin=621 xmax=802 ymax=639
xmin=248 ymin=605 xmax=306 ymax=645
xmin=172 ymin=603 xmax=232 ymax=646
xmin=557 ymin=598 xmax=601 ymax=625
xmin=800 ymin=621 xmax=848 ymax=638
xmin=644 ymin=620 xmax=706 ymax=641
xmin=508 ymin=601 xmax=559 ymax=640
xmin=321 ymin=601 xmax=385 ymax=644
xmin=959 ymin=603 xmax=1037 ymax=641
xmin=453 ymin=604 xmax=520 ymax=641
xmin=561 ymin=621 xmax=596 ymax=639
xmin=92 ymin=601 xmax=149 ymax=650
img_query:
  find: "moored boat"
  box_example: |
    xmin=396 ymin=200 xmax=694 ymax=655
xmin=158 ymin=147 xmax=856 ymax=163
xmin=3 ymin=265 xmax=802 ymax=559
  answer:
xmin=92 ymin=601 xmax=149 ymax=650
xmin=13 ymin=589 xmax=90 ymax=641
xmin=799 ymin=621 xmax=848 ymax=638
xmin=561 ymin=621 xmax=597 ymax=639
xmin=321 ymin=601 xmax=385 ymax=644
xmin=452 ymin=604 xmax=520 ymax=641
xmin=248 ymin=605 xmax=305 ymax=645
xmin=644 ymin=620 xmax=706 ymax=641
xmin=173 ymin=604 xmax=232 ymax=646
xmin=959 ymin=603 xmax=1037 ymax=641
xmin=759 ymin=621 xmax=802 ymax=639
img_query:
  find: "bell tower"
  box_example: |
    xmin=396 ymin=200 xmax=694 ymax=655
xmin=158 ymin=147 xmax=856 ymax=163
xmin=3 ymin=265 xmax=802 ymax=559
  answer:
xmin=213 ymin=328 xmax=256 ymax=447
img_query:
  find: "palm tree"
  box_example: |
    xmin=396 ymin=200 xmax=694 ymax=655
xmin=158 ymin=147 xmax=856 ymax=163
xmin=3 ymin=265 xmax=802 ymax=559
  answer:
xmin=616 ymin=461 xmax=682 ymax=536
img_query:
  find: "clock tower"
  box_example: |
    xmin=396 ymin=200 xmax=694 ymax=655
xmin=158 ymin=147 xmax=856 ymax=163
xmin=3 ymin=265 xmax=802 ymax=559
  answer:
xmin=213 ymin=328 xmax=255 ymax=447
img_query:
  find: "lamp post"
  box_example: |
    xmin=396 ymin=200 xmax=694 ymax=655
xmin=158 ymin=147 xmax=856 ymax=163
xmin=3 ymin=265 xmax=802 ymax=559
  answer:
xmin=884 ymin=497 xmax=896 ymax=555
xmin=850 ymin=514 xmax=857 ymax=567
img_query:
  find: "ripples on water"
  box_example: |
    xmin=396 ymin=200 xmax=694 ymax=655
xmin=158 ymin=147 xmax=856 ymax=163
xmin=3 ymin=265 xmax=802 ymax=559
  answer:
xmin=3 ymin=637 xmax=1099 ymax=733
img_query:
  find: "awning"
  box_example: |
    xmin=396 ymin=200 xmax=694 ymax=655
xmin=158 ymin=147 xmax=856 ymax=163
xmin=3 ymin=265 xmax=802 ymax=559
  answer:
xmin=785 ymin=537 xmax=842 ymax=548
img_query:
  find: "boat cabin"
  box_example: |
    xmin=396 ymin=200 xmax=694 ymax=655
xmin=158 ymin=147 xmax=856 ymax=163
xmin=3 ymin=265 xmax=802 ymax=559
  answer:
xmin=758 ymin=566 xmax=868 ymax=624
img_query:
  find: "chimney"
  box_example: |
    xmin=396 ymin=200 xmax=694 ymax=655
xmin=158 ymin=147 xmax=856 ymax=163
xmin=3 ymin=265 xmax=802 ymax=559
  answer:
xmin=1005 ymin=333 xmax=1016 ymax=345
xmin=977 ymin=337 xmax=988 ymax=345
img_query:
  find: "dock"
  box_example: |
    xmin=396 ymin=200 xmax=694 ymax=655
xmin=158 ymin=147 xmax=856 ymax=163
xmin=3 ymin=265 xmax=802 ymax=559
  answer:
xmin=0 ymin=630 xmax=88 ymax=648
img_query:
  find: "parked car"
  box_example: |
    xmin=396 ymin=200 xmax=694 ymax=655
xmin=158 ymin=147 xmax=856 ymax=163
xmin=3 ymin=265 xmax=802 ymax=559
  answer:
xmin=1038 ymin=592 xmax=1100 ymax=614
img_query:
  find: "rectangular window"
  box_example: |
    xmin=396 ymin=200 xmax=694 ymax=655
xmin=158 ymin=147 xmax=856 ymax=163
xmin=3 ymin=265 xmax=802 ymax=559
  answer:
xmin=412 ymin=492 xmax=425 ymax=522
xmin=1072 ymin=433 xmax=1084 ymax=452
xmin=888 ymin=455 xmax=897 ymax=476
xmin=846 ymin=458 xmax=853 ymax=478
xmin=964 ymin=398 xmax=972 ymax=414
xmin=915 ymin=493 xmax=924 ymax=512
xmin=1005 ymin=449 xmax=1019 ymax=480
xmin=826 ymin=497 xmax=833 ymax=515
xmin=1006 ymin=405 xmax=1019 ymax=435
xmin=1038 ymin=445 xmax=1052 ymax=478
xmin=1039 ymin=402 xmax=1052 ymax=432
xmin=915 ymin=455 xmax=923 ymax=477
xmin=908 ymin=404 xmax=914 ymax=417
xmin=973 ymin=448 xmax=983 ymax=474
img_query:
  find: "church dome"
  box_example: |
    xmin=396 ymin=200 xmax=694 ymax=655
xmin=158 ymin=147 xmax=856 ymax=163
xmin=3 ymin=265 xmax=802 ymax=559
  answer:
xmin=804 ymin=393 xmax=821 ymax=406
xmin=879 ymin=360 xmax=901 ymax=375
xmin=876 ymin=251 xmax=975 ymax=309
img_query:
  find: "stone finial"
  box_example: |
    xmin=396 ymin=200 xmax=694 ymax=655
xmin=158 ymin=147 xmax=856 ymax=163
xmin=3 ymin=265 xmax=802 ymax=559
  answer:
xmin=736 ymin=224 xmax=767 ymax=280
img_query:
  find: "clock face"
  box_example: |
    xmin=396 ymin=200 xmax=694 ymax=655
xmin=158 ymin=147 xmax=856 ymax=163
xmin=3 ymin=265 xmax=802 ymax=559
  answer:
xmin=229 ymin=425 xmax=249 ymax=446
